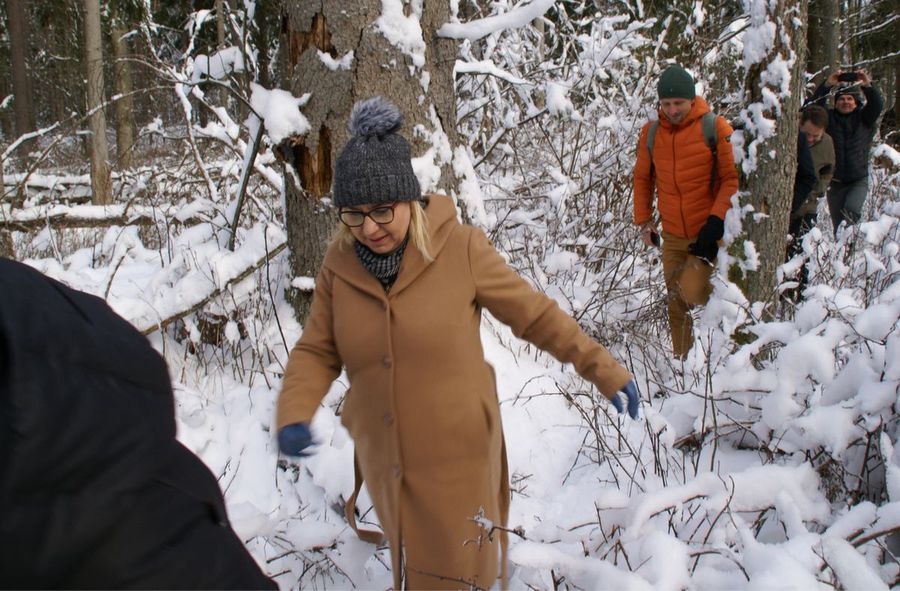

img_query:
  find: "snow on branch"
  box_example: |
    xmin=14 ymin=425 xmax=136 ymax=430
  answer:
xmin=377 ymin=0 xmax=426 ymax=69
xmin=437 ymin=0 xmax=556 ymax=41
xmin=454 ymin=59 xmax=531 ymax=85
xmin=0 ymin=203 xmax=182 ymax=231
xmin=138 ymin=239 xmax=286 ymax=335
xmin=249 ymin=83 xmax=311 ymax=144
xmin=191 ymin=46 xmax=245 ymax=83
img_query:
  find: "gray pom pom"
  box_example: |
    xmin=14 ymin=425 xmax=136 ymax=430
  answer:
xmin=348 ymin=96 xmax=402 ymax=138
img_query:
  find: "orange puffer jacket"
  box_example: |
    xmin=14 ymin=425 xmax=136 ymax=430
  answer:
xmin=633 ymin=97 xmax=739 ymax=239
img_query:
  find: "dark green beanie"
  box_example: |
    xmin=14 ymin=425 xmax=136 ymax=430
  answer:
xmin=658 ymin=66 xmax=696 ymax=100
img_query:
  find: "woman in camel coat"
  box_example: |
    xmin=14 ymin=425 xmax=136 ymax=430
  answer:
xmin=277 ymin=97 xmax=639 ymax=590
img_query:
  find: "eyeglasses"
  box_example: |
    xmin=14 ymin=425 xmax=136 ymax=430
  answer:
xmin=338 ymin=203 xmax=397 ymax=227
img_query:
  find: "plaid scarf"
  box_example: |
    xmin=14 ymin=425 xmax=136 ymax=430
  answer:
xmin=354 ymin=238 xmax=408 ymax=291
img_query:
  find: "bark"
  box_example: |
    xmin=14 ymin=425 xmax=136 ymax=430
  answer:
xmin=216 ymin=0 xmax=226 ymax=47
xmin=110 ymin=4 xmax=136 ymax=170
xmin=840 ymin=0 xmax=854 ymax=66
xmin=807 ymin=0 xmax=839 ymax=86
xmin=742 ymin=0 xmax=808 ymax=305
xmin=7 ymin=0 xmax=36 ymax=141
xmin=83 ymin=0 xmax=112 ymax=204
xmin=280 ymin=1 xmax=459 ymax=322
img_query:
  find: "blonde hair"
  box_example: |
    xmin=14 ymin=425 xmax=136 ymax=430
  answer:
xmin=332 ymin=199 xmax=433 ymax=262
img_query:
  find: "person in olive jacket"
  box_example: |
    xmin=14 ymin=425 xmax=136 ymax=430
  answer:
xmin=787 ymin=105 xmax=836 ymax=300
xmin=277 ymin=97 xmax=641 ymax=590
xmin=0 ymin=258 xmax=276 ymax=590
xmin=807 ymin=69 xmax=884 ymax=233
xmin=633 ymin=65 xmax=739 ymax=359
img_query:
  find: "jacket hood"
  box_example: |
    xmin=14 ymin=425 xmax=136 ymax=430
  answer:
xmin=657 ymin=96 xmax=712 ymax=130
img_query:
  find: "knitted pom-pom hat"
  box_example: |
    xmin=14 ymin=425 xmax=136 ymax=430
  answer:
xmin=332 ymin=96 xmax=421 ymax=208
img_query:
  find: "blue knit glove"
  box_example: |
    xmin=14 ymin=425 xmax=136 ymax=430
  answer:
xmin=610 ymin=380 xmax=640 ymax=419
xmin=278 ymin=422 xmax=314 ymax=457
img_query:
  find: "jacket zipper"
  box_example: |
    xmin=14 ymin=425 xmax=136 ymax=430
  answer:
xmin=673 ymin=126 xmax=689 ymax=238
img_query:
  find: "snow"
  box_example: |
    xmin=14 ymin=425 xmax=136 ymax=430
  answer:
xmin=191 ymin=46 xmax=245 ymax=83
xmin=874 ymin=144 xmax=900 ymax=167
xmin=545 ymin=82 xmax=578 ymax=119
xmin=5 ymin=4 xmax=900 ymax=590
xmin=249 ymin=83 xmax=311 ymax=144
xmin=376 ymin=0 xmax=426 ymax=69
xmin=438 ymin=0 xmax=556 ymax=42
xmin=317 ymin=50 xmax=354 ymax=71
xmin=454 ymin=59 xmax=530 ymax=85
xmin=821 ymin=537 xmax=889 ymax=590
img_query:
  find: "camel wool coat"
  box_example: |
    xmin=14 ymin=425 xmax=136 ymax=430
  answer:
xmin=277 ymin=194 xmax=632 ymax=589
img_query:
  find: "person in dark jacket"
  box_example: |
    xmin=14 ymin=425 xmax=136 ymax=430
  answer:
xmin=792 ymin=131 xmax=817 ymax=221
xmin=0 ymin=258 xmax=276 ymax=590
xmin=786 ymin=105 xmax=837 ymax=301
xmin=808 ymin=69 xmax=884 ymax=233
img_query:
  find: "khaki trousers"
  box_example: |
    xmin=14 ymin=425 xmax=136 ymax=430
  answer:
xmin=661 ymin=232 xmax=714 ymax=359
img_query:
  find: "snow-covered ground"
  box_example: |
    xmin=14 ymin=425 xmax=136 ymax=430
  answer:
xmin=3 ymin=0 xmax=899 ymax=587
xmin=6 ymin=175 xmax=897 ymax=588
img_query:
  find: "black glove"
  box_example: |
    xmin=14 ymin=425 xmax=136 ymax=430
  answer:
xmin=688 ymin=215 xmax=724 ymax=263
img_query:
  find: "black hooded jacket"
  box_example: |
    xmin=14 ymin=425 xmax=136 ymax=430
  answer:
xmin=809 ymin=82 xmax=884 ymax=183
xmin=792 ymin=131 xmax=818 ymax=214
xmin=0 ymin=258 xmax=276 ymax=589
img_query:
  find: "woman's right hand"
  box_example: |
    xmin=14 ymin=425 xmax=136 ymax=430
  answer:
xmin=278 ymin=422 xmax=314 ymax=456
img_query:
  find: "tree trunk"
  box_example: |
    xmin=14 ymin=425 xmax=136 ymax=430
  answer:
xmin=7 ymin=0 xmax=35 ymax=142
xmin=822 ymin=0 xmax=839 ymax=72
xmin=110 ymin=4 xmax=136 ymax=170
xmin=808 ymin=0 xmax=839 ymax=86
xmin=840 ymin=0 xmax=853 ymax=66
xmin=280 ymin=1 xmax=459 ymax=322
xmin=742 ymin=0 xmax=808 ymax=305
xmin=83 ymin=0 xmax=112 ymax=204
xmin=255 ymin=0 xmax=272 ymax=88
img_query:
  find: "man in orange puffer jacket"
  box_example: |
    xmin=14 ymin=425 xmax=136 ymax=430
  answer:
xmin=633 ymin=65 xmax=739 ymax=359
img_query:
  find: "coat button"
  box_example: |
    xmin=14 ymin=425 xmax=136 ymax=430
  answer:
xmin=382 ymin=356 xmax=392 ymax=368
xmin=392 ymin=465 xmax=402 ymax=478
xmin=383 ymin=413 xmax=394 ymax=426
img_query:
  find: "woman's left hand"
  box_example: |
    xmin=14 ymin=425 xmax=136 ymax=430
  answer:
xmin=610 ymin=380 xmax=640 ymax=419
xmin=278 ymin=422 xmax=315 ymax=456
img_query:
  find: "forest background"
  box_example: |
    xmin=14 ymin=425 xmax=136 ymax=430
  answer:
xmin=2 ymin=0 xmax=900 ymax=588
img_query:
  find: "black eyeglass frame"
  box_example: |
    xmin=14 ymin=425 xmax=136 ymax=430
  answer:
xmin=338 ymin=203 xmax=399 ymax=227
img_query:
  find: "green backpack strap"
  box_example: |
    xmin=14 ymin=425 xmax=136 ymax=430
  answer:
xmin=647 ymin=120 xmax=660 ymax=161
xmin=646 ymin=120 xmax=660 ymax=175
xmin=701 ymin=111 xmax=719 ymax=191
